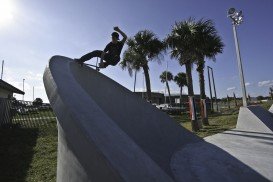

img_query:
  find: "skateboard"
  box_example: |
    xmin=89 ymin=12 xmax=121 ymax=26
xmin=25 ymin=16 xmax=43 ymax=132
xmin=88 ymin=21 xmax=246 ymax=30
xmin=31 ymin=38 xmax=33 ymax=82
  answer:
xmin=74 ymin=58 xmax=101 ymax=71
xmin=84 ymin=63 xmax=100 ymax=71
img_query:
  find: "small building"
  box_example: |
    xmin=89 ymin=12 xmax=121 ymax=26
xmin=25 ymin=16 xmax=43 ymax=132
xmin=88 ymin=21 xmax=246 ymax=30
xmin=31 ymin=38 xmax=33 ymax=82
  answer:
xmin=134 ymin=92 xmax=204 ymax=105
xmin=134 ymin=92 xmax=164 ymax=105
xmin=0 ymin=79 xmax=24 ymax=126
xmin=0 ymin=79 xmax=24 ymax=98
xmin=134 ymin=92 xmax=211 ymax=113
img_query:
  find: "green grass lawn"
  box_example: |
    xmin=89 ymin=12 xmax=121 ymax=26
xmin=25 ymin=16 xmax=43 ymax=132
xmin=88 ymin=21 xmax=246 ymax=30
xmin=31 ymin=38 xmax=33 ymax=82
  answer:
xmin=171 ymin=107 xmax=239 ymax=138
xmin=0 ymin=101 xmax=272 ymax=181
xmin=13 ymin=110 xmax=56 ymax=120
xmin=0 ymin=122 xmax=57 ymax=182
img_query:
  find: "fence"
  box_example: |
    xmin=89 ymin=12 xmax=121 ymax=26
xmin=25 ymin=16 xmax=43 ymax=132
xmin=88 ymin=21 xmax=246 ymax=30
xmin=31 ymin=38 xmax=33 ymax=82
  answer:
xmin=0 ymin=98 xmax=56 ymax=128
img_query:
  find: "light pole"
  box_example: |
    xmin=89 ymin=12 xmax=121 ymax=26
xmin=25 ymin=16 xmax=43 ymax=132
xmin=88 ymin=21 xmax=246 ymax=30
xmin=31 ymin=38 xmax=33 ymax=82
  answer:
xmin=228 ymin=8 xmax=248 ymax=107
xmin=22 ymin=79 xmax=25 ymax=101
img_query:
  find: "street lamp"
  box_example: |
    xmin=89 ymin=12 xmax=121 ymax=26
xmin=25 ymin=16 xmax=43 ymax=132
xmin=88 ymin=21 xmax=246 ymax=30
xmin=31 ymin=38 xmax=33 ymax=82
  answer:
xmin=227 ymin=8 xmax=248 ymax=107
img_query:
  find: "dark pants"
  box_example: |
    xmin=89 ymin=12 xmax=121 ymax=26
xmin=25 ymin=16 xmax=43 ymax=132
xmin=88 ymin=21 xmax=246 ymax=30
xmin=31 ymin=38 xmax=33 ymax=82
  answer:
xmin=79 ymin=50 xmax=117 ymax=66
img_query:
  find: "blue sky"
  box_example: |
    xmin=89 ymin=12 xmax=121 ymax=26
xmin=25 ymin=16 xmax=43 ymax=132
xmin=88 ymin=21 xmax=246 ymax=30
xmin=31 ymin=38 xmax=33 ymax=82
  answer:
xmin=0 ymin=0 xmax=272 ymax=102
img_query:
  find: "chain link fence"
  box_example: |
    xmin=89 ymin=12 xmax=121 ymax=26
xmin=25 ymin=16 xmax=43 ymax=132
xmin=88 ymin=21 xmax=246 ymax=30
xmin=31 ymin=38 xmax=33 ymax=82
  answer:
xmin=0 ymin=98 xmax=56 ymax=128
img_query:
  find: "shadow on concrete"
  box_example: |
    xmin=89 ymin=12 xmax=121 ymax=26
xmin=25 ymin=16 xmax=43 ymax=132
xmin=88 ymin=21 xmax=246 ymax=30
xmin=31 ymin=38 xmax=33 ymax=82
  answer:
xmin=172 ymin=141 xmax=268 ymax=181
xmin=231 ymin=129 xmax=273 ymax=136
xmin=248 ymin=106 xmax=273 ymax=131
xmin=222 ymin=132 xmax=273 ymax=141
xmin=0 ymin=125 xmax=38 ymax=182
xmin=258 ymin=141 xmax=273 ymax=147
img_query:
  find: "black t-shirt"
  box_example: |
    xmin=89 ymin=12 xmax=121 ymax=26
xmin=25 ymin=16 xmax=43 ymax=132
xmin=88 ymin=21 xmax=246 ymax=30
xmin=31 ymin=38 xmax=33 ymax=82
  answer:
xmin=104 ymin=41 xmax=124 ymax=61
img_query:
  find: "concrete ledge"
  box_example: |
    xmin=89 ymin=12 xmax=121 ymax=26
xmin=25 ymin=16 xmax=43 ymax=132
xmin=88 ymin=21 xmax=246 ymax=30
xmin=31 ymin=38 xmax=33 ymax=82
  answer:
xmin=236 ymin=106 xmax=273 ymax=133
xmin=269 ymin=104 xmax=273 ymax=114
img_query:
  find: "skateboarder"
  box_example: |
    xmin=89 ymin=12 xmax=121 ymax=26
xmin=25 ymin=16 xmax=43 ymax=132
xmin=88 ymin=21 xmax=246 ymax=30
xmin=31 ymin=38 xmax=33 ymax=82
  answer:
xmin=75 ymin=26 xmax=127 ymax=68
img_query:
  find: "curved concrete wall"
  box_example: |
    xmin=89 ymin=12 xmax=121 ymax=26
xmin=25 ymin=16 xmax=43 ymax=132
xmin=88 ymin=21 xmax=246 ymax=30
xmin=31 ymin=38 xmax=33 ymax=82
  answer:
xmin=44 ymin=56 xmax=267 ymax=182
xmin=43 ymin=56 xmax=199 ymax=181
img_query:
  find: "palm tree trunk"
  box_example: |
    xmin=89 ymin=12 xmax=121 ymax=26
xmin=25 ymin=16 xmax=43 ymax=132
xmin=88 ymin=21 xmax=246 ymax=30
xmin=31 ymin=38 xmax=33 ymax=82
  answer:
xmin=143 ymin=64 xmax=152 ymax=101
xmin=166 ymin=81 xmax=172 ymax=105
xmin=185 ymin=63 xmax=199 ymax=131
xmin=133 ymin=70 xmax=137 ymax=92
xmin=198 ymin=63 xmax=209 ymax=125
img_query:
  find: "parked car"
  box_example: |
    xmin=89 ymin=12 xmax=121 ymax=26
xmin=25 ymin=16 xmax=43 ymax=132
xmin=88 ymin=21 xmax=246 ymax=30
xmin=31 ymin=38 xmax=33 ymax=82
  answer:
xmin=155 ymin=104 xmax=184 ymax=115
xmin=17 ymin=107 xmax=29 ymax=115
xmin=156 ymin=104 xmax=171 ymax=110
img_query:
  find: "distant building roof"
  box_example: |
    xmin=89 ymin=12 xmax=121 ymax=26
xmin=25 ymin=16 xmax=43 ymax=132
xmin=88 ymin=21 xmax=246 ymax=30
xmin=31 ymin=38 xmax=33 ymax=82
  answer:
xmin=0 ymin=79 xmax=25 ymax=95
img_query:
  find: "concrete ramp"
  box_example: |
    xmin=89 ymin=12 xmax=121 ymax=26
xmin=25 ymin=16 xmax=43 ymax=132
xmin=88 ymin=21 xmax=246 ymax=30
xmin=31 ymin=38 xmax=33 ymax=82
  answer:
xmin=269 ymin=104 xmax=273 ymax=114
xmin=43 ymin=56 xmax=267 ymax=182
xmin=236 ymin=106 xmax=273 ymax=133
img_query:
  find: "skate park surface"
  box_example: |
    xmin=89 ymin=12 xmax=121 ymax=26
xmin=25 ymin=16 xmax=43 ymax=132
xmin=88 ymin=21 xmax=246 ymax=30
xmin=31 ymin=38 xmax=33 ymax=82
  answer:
xmin=269 ymin=104 xmax=273 ymax=114
xmin=205 ymin=106 xmax=273 ymax=180
xmin=44 ymin=56 xmax=273 ymax=182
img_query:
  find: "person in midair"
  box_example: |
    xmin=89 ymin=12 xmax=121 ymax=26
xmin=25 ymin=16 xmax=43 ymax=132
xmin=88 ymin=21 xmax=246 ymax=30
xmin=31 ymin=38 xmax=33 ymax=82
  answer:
xmin=75 ymin=26 xmax=127 ymax=69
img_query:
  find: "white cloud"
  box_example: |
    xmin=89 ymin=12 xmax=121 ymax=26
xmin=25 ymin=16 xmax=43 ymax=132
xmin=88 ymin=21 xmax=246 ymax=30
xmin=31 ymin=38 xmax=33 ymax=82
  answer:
xmin=25 ymin=71 xmax=43 ymax=81
xmin=227 ymin=87 xmax=236 ymax=91
xmin=258 ymin=80 xmax=273 ymax=87
xmin=245 ymin=82 xmax=251 ymax=86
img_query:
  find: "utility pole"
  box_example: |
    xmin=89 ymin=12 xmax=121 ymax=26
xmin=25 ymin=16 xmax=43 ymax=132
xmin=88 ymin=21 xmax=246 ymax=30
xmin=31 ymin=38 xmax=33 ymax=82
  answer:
xmin=165 ymin=59 xmax=168 ymax=104
xmin=208 ymin=66 xmax=219 ymax=112
xmin=233 ymin=92 xmax=238 ymax=107
xmin=227 ymin=94 xmax=230 ymax=109
xmin=211 ymin=68 xmax=218 ymax=111
xmin=1 ymin=60 xmax=4 ymax=80
xmin=207 ymin=67 xmax=213 ymax=111
xmin=23 ymin=79 xmax=25 ymax=101
xmin=142 ymin=72 xmax=145 ymax=99
xmin=33 ymin=86 xmax=35 ymax=101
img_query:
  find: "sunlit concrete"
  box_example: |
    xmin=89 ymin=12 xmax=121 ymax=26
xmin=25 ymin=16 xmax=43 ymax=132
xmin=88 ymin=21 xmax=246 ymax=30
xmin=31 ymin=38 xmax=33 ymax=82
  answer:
xmin=205 ymin=106 xmax=273 ymax=181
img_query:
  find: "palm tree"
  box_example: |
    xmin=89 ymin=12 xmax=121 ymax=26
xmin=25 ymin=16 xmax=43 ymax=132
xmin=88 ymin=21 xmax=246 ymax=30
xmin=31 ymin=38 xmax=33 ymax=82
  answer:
xmin=120 ymin=30 xmax=165 ymax=101
xmin=174 ymin=72 xmax=187 ymax=108
xmin=165 ymin=18 xmax=200 ymax=131
xmin=195 ymin=19 xmax=224 ymax=125
xmin=160 ymin=71 xmax=173 ymax=105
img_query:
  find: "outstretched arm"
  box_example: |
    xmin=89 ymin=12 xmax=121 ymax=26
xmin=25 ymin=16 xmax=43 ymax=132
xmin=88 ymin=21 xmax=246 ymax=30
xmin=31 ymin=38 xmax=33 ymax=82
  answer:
xmin=114 ymin=26 xmax=127 ymax=44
